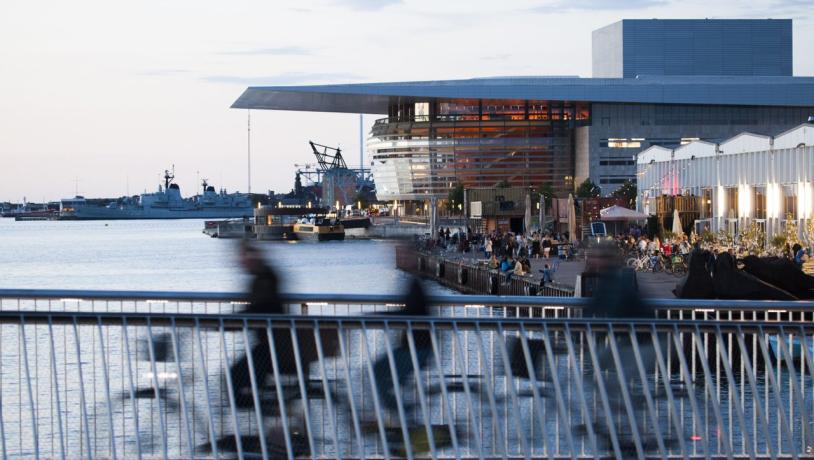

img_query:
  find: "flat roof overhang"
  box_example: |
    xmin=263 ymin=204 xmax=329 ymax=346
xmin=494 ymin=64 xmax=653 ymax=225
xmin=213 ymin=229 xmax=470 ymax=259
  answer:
xmin=231 ymin=76 xmax=814 ymax=114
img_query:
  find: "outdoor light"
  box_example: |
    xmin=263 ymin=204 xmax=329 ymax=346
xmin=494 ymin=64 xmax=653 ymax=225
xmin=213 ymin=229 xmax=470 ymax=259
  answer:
xmin=798 ymin=181 xmax=812 ymax=219
xmin=358 ymin=201 xmax=361 ymax=210
xmin=766 ymin=183 xmax=781 ymax=219
xmin=307 ymin=201 xmax=312 ymax=208
xmin=738 ymin=184 xmax=751 ymax=218
xmin=277 ymin=201 xmax=282 ymax=208
xmin=335 ymin=200 xmax=340 ymax=210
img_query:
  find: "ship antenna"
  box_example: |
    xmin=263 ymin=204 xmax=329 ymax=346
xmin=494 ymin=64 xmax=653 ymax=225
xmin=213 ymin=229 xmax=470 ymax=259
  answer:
xmin=164 ymin=166 xmax=175 ymax=190
xmin=247 ymin=109 xmax=252 ymax=195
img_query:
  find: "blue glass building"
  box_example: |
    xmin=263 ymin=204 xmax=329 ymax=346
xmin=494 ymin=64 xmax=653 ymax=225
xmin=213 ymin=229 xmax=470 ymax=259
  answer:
xmin=233 ymin=19 xmax=814 ymax=200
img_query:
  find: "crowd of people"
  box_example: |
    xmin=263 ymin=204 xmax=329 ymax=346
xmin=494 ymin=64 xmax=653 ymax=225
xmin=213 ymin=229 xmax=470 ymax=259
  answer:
xmin=418 ymin=227 xmax=577 ymax=287
xmin=619 ymin=234 xmax=693 ymax=257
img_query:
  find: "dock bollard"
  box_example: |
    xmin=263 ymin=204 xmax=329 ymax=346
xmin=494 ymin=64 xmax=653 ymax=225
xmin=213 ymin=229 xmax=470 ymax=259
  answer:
xmin=487 ymin=274 xmax=499 ymax=295
xmin=457 ymin=265 xmax=468 ymax=285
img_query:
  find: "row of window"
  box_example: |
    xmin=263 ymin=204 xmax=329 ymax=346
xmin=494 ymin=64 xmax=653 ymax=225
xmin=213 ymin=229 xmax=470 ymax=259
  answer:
xmin=594 ymin=104 xmax=814 ymax=127
xmin=599 ymin=176 xmax=634 ymax=185
xmin=599 ymin=137 xmax=700 ymax=149
xmin=386 ymin=100 xmax=591 ymax=123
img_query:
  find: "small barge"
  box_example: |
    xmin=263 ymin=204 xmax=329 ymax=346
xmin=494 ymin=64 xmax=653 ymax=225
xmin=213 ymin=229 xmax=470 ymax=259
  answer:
xmin=293 ymin=216 xmax=345 ymax=241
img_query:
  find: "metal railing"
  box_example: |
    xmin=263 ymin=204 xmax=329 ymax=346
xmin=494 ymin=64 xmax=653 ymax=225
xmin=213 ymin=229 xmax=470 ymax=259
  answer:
xmin=0 ymin=290 xmax=814 ymax=458
xmin=5 ymin=288 xmax=814 ymax=322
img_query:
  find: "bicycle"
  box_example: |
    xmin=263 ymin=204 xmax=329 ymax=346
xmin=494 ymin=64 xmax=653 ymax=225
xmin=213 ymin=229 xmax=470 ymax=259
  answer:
xmin=669 ymin=254 xmax=689 ymax=277
xmin=626 ymin=252 xmax=664 ymax=272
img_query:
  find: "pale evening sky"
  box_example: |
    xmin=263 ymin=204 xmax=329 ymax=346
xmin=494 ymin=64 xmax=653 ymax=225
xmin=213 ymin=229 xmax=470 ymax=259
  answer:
xmin=1 ymin=0 xmax=811 ymax=202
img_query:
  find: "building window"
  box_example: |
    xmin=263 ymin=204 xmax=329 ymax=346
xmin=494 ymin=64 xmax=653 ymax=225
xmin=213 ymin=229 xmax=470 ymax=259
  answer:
xmin=783 ymin=184 xmax=797 ymax=219
xmin=701 ymin=188 xmax=712 ymax=218
xmin=754 ymin=187 xmax=766 ymax=220
xmin=601 ymin=138 xmax=642 ymax=148
xmin=414 ymin=102 xmax=430 ymax=122
xmin=725 ymin=187 xmax=739 ymax=218
xmin=599 ymin=160 xmax=635 ymax=166
xmin=599 ymin=176 xmax=634 ymax=185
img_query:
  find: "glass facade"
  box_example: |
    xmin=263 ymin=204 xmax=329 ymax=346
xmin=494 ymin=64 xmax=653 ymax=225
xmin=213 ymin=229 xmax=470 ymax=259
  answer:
xmin=370 ymin=99 xmax=590 ymax=200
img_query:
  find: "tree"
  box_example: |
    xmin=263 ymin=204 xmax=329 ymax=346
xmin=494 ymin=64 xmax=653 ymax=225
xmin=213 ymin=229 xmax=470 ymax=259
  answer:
xmin=352 ymin=191 xmax=369 ymax=210
xmin=496 ymin=179 xmax=511 ymax=188
xmin=447 ymin=183 xmax=464 ymax=212
xmin=611 ymin=179 xmax=637 ymax=209
xmin=534 ymin=183 xmax=554 ymax=210
xmin=784 ymin=212 xmax=800 ymax=248
xmin=575 ymin=179 xmax=601 ymax=198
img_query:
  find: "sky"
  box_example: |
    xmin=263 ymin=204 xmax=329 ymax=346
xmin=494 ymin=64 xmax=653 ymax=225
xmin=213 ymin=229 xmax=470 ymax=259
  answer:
xmin=1 ymin=0 xmax=812 ymax=202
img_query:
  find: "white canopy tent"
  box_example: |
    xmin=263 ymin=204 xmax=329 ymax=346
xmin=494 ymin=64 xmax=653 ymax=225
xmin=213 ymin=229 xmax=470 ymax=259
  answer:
xmin=599 ymin=205 xmax=648 ymax=235
xmin=599 ymin=205 xmax=648 ymax=221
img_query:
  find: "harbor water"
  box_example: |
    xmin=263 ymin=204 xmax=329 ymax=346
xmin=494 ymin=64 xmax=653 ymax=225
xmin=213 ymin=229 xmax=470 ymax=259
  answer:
xmin=0 ymin=218 xmax=443 ymax=294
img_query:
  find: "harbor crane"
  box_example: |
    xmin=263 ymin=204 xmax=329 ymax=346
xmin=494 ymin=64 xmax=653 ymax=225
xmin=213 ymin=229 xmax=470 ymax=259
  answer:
xmin=309 ymin=141 xmax=348 ymax=171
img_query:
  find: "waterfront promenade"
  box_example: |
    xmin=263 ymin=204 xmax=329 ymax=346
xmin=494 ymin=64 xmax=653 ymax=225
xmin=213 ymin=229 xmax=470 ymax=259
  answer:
xmin=426 ymin=249 xmax=679 ymax=298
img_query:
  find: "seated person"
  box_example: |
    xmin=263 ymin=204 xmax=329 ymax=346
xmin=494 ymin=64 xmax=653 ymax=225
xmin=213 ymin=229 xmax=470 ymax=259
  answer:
xmin=500 ymin=256 xmax=512 ymax=273
xmin=794 ymin=244 xmax=806 ymax=267
xmin=520 ymin=256 xmax=531 ymax=272
xmin=488 ymin=254 xmax=500 ymax=270
xmin=513 ymin=259 xmax=526 ymax=276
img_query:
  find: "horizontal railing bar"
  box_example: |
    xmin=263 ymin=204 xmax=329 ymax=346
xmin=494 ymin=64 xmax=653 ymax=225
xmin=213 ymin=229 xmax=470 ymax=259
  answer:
xmin=0 ymin=310 xmax=811 ymax=333
xmin=4 ymin=288 xmax=814 ymax=312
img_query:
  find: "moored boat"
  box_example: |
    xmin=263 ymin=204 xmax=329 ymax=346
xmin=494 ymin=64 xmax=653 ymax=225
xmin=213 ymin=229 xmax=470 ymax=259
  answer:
xmin=293 ymin=216 xmax=345 ymax=241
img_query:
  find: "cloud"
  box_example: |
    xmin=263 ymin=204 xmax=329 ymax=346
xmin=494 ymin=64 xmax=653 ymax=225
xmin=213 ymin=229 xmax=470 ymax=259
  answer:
xmin=202 ymin=72 xmax=366 ymax=86
xmin=331 ymin=0 xmax=402 ymax=11
xmin=482 ymin=53 xmax=512 ymax=61
xmin=218 ymin=46 xmax=313 ymax=56
xmin=765 ymin=0 xmax=811 ymax=19
xmin=528 ymin=0 xmax=668 ymax=12
xmin=136 ymin=69 xmax=192 ymax=77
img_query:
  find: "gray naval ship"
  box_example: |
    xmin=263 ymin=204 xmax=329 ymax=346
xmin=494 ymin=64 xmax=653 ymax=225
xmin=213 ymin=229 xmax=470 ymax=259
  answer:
xmin=60 ymin=169 xmax=253 ymax=220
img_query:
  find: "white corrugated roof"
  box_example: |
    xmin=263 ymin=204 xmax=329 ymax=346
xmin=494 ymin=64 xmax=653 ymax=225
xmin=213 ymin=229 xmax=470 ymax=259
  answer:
xmin=637 ymin=145 xmax=672 ymax=164
xmin=674 ymin=140 xmax=717 ymax=161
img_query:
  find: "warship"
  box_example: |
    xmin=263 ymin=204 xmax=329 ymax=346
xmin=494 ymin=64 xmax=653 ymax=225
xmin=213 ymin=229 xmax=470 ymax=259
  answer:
xmin=60 ymin=169 xmax=253 ymax=220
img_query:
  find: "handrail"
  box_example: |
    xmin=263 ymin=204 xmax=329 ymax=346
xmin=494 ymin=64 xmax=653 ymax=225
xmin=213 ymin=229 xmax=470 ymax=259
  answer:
xmin=0 ymin=310 xmax=811 ymax=334
xmin=4 ymin=288 xmax=814 ymax=311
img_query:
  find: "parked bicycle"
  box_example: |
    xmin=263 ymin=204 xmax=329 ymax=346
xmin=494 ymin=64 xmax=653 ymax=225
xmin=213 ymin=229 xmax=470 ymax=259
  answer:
xmin=625 ymin=251 xmax=665 ymax=272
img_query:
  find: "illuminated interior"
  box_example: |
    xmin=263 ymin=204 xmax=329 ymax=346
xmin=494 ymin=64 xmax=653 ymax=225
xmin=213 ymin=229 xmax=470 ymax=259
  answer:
xmin=369 ymin=98 xmax=590 ymax=200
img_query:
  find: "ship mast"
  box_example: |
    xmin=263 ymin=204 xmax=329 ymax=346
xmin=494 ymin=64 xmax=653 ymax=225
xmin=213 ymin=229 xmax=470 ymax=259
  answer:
xmin=247 ymin=109 xmax=252 ymax=194
xmin=164 ymin=165 xmax=175 ymax=190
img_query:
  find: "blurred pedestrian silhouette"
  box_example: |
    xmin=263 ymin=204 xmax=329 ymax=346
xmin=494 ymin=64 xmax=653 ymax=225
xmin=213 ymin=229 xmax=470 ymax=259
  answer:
xmin=372 ymin=277 xmax=433 ymax=414
xmin=577 ymin=242 xmax=668 ymax=455
xmin=229 ymin=240 xmax=285 ymax=408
